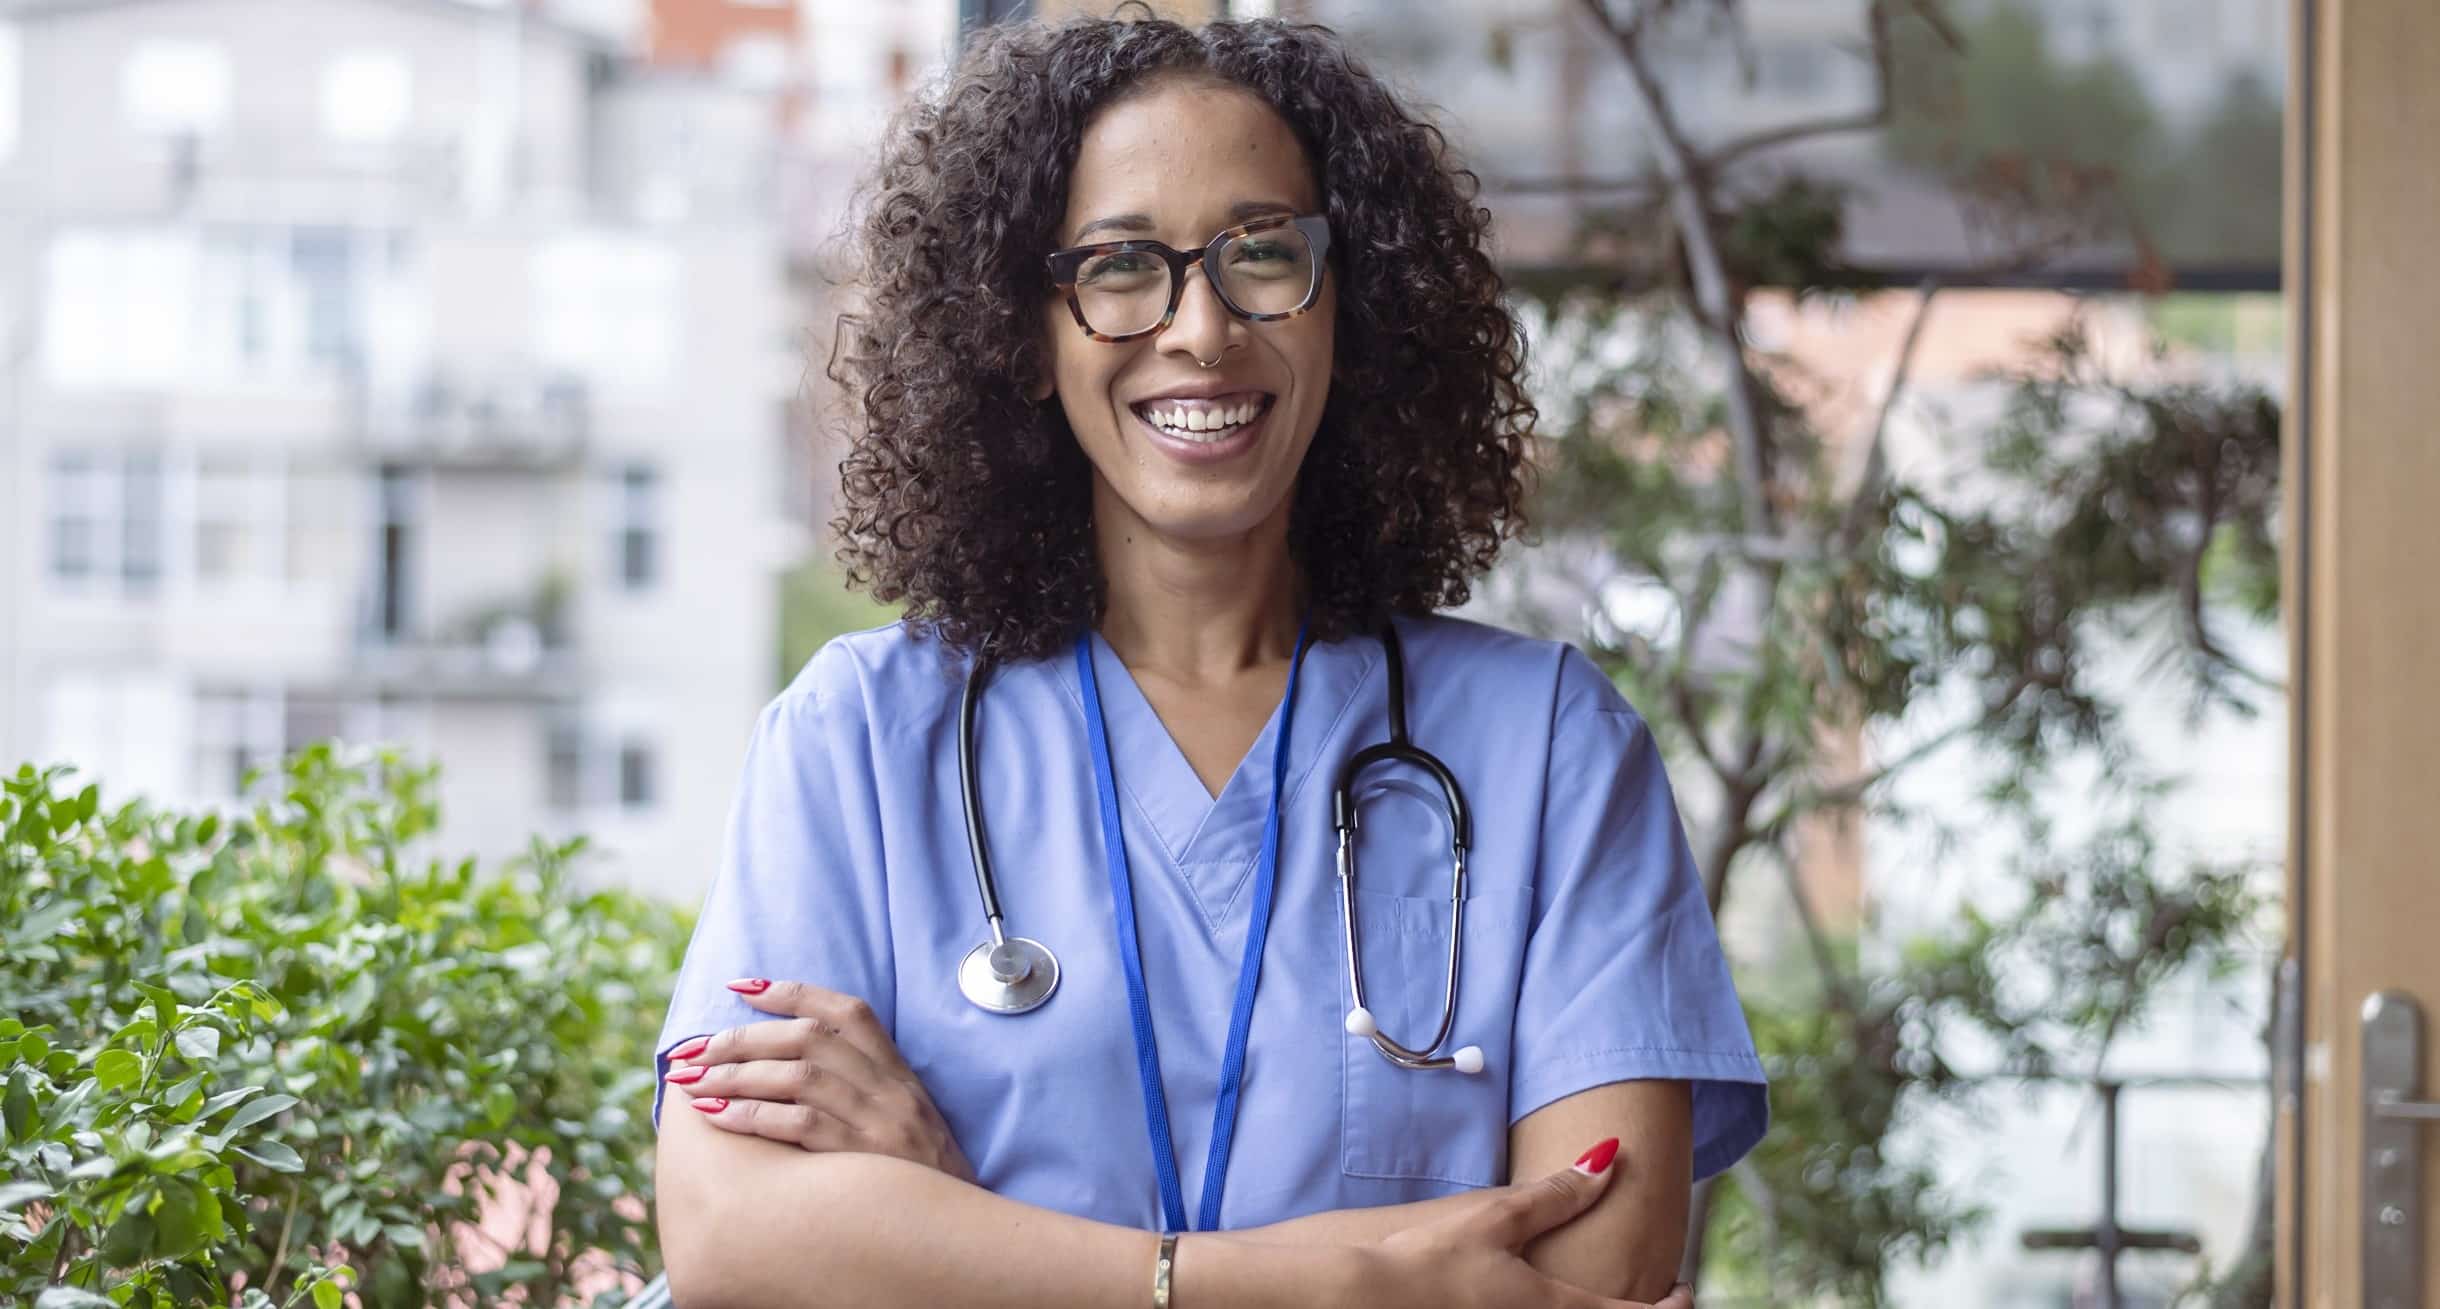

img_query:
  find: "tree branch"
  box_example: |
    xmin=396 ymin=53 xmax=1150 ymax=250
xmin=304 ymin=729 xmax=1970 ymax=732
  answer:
xmin=1669 ymin=681 xmax=1734 ymax=783
xmin=1708 ymin=1 xmax=1899 ymax=173
xmin=1575 ymin=0 xmax=1778 ymax=539
xmin=1836 ymin=278 xmax=1940 ymax=551
xmin=1775 ymin=836 xmax=1856 ymax=1015
xmin=1484 ymin=171 xmax=1663 ymax=202
xmin=1754 ymin=671 xmax=2036 ymax=837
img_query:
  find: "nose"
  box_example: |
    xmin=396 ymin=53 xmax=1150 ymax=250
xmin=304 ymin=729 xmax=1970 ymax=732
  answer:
xmin=1158 ymin=260 xmax=1241 ymax=364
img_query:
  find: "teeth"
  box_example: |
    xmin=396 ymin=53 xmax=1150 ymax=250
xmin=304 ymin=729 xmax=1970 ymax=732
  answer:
xmin=1138 ymin=396 xmax=1267 ymax=437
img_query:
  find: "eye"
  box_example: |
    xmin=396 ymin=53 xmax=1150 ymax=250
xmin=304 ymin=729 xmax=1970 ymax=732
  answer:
xmin=1078 ymin=252 xmax=1156 ymax=282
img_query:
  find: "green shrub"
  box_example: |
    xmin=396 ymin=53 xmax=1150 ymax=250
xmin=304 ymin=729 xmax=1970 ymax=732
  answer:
xmin=1 ymin=746 xmax=692 ymax=1307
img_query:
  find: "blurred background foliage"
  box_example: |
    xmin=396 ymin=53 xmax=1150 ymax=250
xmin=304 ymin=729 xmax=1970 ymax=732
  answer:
xmin=2 ymin=752 xmax=689 ymax=1307
xmin=1494 ymin=2 xmax=2287 ymax=1301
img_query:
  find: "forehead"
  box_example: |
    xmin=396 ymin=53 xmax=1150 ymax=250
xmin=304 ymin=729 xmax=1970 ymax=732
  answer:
xmin=1064 ymin=77 xmax=1317 ymax=221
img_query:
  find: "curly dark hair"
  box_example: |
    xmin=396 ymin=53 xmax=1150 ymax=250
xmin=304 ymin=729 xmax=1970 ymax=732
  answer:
xmin=823 ymin=6 xmax=1539 ymax=662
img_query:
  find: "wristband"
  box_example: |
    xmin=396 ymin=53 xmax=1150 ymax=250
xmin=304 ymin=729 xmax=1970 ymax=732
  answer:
xmin=1152 ymin=1230 xmax=1179 ymax=1308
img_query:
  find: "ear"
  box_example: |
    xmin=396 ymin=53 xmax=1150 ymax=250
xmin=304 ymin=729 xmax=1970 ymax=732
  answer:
xmin=1026 ymin=373 xmax=1056 ymax=404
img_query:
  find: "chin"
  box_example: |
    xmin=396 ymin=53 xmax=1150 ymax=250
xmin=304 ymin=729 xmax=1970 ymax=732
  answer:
xmin=1124 ymin=492 xmax=1290 ymax=546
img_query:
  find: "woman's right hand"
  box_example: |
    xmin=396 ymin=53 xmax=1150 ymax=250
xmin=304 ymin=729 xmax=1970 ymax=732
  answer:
xmin=1352 ymin=1139 xmax=1695 ymax=1309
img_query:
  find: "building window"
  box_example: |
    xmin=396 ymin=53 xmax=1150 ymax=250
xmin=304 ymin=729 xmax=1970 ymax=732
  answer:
xmin=615 ymin=463 xmax=660 ymax=591
xmin=543 ymin=715 xmax=659 ymax=815
xmin=46 ymin=447 xmax=165 ymax=595
xmin=122 ymin=39 xmax=231 ymax=137
xmin=618 ymin=740 xmax=657 ymax=811
xmin=533 ymin=234 xmax=678 ymax=386
xmin=47 ymin=451 xmax=99 ymax=582
xmin=290 ymin=228 xmax=359 ymax=369
xmin=121 ymin=452 xmax=164 ymax=590
xmin=193 ymin=452 xmax=287 ymax=588
xmin=376 ymin=464 xmax=418 ymax=640
xmin=193 ymin=686 xmax=283 ymax=799
xmin=0 ymin=23 xmax=21 ymax=166
xmin=44 ymin=229 xmax=197 ymax=388
xmin=321 ymin=51 xmax=412 ymax=144
xmin=546 ymin=718 xmax=586 ymax=810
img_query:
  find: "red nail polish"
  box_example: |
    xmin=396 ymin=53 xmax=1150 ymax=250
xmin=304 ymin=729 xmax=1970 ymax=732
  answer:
xmin=1574 ymin=1138 xmax=1620 ymax=1175
xmin=670 ymin=1036 xmax=711 ymax=1061
xmin=666 ymin=1065 xmax=707 ymax=1085
xmin=692 ymin=1097 xmax=729 ymax=1114
xmin=726 ymin=978 xmax=771 ymax=995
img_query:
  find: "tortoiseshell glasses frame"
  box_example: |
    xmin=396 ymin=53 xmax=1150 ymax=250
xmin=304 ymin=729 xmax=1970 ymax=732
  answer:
xmin=1044 ymin=212 xmax=1333 ymax=343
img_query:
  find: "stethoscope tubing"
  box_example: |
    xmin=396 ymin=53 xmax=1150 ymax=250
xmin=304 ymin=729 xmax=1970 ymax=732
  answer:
xmin=956 ymin=621 xmax=1479 ymax=1072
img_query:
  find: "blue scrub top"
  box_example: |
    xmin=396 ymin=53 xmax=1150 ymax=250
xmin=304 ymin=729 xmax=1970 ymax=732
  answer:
xmin=653 ymin=614 xmax=1768 ymax=1230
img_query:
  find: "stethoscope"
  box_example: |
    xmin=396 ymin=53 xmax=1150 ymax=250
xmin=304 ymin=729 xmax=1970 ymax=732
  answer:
xmin=953 ymin=622 xmax=1483 ymax=1076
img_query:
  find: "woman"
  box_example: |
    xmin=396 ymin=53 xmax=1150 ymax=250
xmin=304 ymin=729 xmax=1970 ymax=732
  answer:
xmin=651 ymin=11 xmax=1767 ymax=1308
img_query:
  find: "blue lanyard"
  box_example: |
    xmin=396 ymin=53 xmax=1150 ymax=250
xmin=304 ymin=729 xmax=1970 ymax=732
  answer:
xmin=1074 ymin=620 xmax=1310 ymax=1233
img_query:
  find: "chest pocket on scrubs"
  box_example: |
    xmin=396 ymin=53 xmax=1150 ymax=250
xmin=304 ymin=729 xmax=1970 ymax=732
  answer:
xmin=1339 ymin=776 xmax=1534 ymax=1186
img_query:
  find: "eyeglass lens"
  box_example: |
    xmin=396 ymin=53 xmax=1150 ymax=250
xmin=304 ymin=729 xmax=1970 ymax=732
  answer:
xmin=1071 ymin=227 xmax=1317 ymax=337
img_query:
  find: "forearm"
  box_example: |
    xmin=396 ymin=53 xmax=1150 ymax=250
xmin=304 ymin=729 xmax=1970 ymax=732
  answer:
xmin=659 ymin=1145 xmax=1352 ymax=1309
xmin=1230 ymin=1192 xmax=1483 ymax=1246
xmin=1233 ymin=1190 xmax=1668 ymax=1300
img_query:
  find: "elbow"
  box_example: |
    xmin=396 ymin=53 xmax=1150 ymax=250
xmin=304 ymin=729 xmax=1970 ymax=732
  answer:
xmin=655 ymin=1129 xmax=885 ymax=1308
xmin=656 ymin=1168 xmax=756 ymax=1309
xmin=652 ymin=1122 xmax=833 ymax=1309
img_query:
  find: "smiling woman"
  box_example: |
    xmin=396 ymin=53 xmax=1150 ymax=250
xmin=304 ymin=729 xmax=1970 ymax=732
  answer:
xmin=650 ymin=10 xmax=1765 ymax=1309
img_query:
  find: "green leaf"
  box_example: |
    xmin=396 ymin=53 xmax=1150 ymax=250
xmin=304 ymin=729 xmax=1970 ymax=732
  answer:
xmin=17 ymin=1031 xmax=50 ymax=1063
xmin=97 ymin=1190 xmax=157 ymax=1264
xmin=232 ymin=1140 xmax=303 ymax=1173
xmin=172 ymin=1025 xmax=221 ymax=1062
xmin=312 ymin=1283 xmax=342 ymax=1309
xmin=0 ymin=1180 xmax=52 ymax=1211
xmin=150 ymin=1177 xmax=198 ymax=1257
xmin=217 ymin=1093 xmax=297 ymax=1137
xmin=75 ymin=782 xmax=99 ymax=822
xmin=12 ymin=897 xmax=77 ymax=944
xmin=43 ymin=1077 xmax=98 ymax=1132
xmin=36 ymin=1289 xmax=119 ymax=1309
xmin=93 ymin=1049 xmax=142 ymax=1092
xmin=2 ymin=1073 xmax=34 ymax=1141
xmin=110 ymin=1017 xmax=158 ymax=1047
xmin=135 ymin=983 xmax=178 ymax=1034
xmin=198 ymin=1085 xmax=264 ymax=1118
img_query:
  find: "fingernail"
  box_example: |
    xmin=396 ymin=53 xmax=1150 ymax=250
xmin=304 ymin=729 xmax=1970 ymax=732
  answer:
xmin=666 ymin=1065 xmax=707 ymax=1085
xmin=691 ymin=1097 xmax=729 ymax=1114
xmin=670 ymin=1036 xmax=711 ymax=1061
xmin=726 ymin=978 xmax=771 ymax=995
xmin=1572 ymin=1138 xmax=1620 ymax=1176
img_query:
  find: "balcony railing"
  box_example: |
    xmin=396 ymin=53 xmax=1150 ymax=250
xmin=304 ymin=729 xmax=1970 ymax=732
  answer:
xmin=359 ymin=370 xmax=590 ymax=471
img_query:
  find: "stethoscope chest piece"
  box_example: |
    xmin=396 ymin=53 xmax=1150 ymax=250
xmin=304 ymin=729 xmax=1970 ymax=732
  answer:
xmin=959 ymin=935 xmax=1060 ymax=1013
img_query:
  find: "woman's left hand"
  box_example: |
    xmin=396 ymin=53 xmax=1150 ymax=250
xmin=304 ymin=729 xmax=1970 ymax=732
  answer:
xmin=664 ymin=977 xmax=977 ymax=1184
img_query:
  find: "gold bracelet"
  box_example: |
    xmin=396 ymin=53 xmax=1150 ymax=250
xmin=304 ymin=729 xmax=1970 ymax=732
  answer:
xmin=1152 ymin=1230 xmax=1180 ymax=1309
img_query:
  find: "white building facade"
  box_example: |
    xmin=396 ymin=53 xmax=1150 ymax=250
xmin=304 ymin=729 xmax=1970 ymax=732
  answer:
xmin=0 ymin=0 xmax=796 ymax=898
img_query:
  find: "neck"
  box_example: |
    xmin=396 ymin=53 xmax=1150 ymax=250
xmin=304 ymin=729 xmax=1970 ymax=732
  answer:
xmin=1093 ymin=482 xmax=1303 ymax=684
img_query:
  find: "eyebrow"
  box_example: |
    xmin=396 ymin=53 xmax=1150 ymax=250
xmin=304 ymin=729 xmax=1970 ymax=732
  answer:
xmin=1068 ymin=199 xmax=1299 ymax=245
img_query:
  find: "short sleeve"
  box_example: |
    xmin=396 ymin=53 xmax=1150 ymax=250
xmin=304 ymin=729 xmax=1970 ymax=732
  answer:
xmin=650 ymin=649 xmax=897 ymax=1131
xmin=1509 ymin=646 xmax=1769 ymax=1182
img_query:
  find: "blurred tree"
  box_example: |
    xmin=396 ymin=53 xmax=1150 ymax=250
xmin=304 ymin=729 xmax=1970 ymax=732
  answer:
xmin=776 ymin=555 xmax=900 ymax=691
xmin=1495 ymin=3 xmax=2287 ymax=1302
xmin=1886 ymin=0 xmax=2282 ymax=268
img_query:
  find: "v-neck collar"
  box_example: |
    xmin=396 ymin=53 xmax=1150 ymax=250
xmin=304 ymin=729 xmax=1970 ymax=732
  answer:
xmin=1059 ymin=628 xmax=1379 ymax=932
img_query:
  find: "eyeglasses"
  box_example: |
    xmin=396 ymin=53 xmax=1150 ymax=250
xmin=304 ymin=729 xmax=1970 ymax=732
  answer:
xmin=1045 ymin=213 xmax=1332 ymax=342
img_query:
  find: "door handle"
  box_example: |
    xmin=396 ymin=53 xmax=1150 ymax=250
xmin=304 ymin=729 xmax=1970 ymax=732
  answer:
xmin=2367 ymin=990 xmax=2435 ymax=1309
